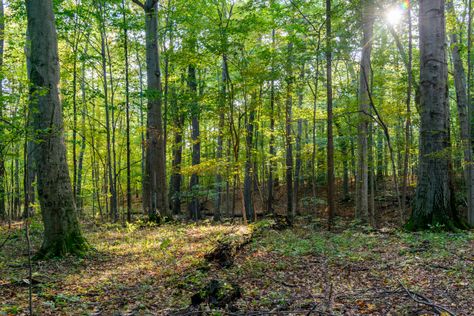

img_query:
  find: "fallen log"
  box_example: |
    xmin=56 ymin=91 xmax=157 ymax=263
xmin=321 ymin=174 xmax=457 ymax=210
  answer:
xmin=204 ymin=219 xmax=277 ymax=268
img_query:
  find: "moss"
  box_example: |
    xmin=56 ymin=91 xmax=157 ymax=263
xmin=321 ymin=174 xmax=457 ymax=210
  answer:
xmin=34 ymin=231 xmax=90 ymax=260
xmin=405 ymin=212 xmax=468 ymax=232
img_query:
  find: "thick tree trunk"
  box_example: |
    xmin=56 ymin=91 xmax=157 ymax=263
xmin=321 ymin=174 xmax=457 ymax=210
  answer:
xmin=409 ymin=0 xmax=463 ymax=230
xmin=138 ymin=0 xmax=167 ymax=221
xmin=356 ymin=0 xmax=374 ymax=222
xmin=26 ymin=0 xmax=87 ymax=257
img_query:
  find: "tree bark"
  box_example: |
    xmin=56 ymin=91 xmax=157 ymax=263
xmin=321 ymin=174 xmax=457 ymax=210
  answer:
xmin=409 ymin=0 xmax=463 ymax=230
xmin=133 ymin=0 xmax=168 ymax=221
xmin=26 ymin=0 xmax=87 ymax=257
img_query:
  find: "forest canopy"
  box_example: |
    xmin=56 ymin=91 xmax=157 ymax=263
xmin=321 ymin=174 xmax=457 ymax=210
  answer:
xmin=1 ymin=0 xmax=474 ymax=314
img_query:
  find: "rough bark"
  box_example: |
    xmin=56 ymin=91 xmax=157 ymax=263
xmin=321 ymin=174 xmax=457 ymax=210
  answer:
xmin=133 ymin=0 xmax=167 ymax=221
xmin=26 ymin=0 xmax=87 ymax=257
xmin=409 ymin=0 xmax=463 ymax=230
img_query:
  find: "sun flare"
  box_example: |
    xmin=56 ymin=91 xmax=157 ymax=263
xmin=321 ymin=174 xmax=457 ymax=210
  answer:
xmin=385 ymin=7 xmax=404 ymax=26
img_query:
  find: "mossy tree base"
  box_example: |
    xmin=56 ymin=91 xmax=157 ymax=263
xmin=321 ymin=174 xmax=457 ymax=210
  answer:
xmin=406 ymin=212 xmax=468 ymax=232
xmin=34 ymin=232 xmax=89 ymax=260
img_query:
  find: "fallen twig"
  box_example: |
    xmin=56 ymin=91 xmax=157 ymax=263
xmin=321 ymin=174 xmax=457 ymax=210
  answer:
xmin=399 ymin=280 xmax=457 ymax=316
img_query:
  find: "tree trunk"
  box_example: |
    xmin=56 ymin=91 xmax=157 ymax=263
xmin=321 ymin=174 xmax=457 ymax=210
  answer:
xmin=285 ymin=42 xmax=294 ymax=222
xmin=294 ymin=65 xmax=304 ymax=215
xmin=447 ymin=0 xmax=474 ymax=226
xmin=267 ymin=28 xmax=276 ymax=215
xmin=244 ymin=92 xmax=256 ymax=222
xmin=123 ymin=0 xmax=132 ymax=222
xmin=188 ymin=63 xmax=201 ymax=220
xmin=326 ymin=0 xmax=336 ymax=229
xmin=26 ymin=0 xmax=87 ymax=257
xmin=409 ymin=0 xmax=463 ymax=230
xmin=356 ymin=0 xmax=374 ymax=223
xmin=136 ymin=0 xmax=167 ymax=221
xmin=0 ymin=0 xmax=4 ymax=221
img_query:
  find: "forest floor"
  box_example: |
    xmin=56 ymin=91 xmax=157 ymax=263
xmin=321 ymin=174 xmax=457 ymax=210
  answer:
xmin=1 ymin=216 xmax=473 ymax=316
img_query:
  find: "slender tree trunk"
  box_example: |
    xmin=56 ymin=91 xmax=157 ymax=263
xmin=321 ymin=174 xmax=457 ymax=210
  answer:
xmin=26 ymin=0 xmax=87 ymax=257
xmin=409 ymin=0 xmax=462 ymax=230
xmin=169 ymin=102 xmax=183 ymax=215
xmin=97 ymin=2 xmax=117 ymax=222
xmin=215 ymin=54 xmax=227 ymax=221
xmin=188 ymin=63 xmax=201 ymax=220
xmin=294 ymin=65 xmax=304 ymax=215
xmin=447 ymin=0 xmax=474 ymax=226
xmin=123 ymin=0 xmax=132 ymax=222
xmin=0 ymin=0 xmax=4 ymax=221
xmin=468 ymin=0 xmax=474 ymax=226
xmin=267 ymin=28 xmax=276 ymax=215
xmin=326 ymin=0 xmax=336 ymax=229
xmin=285 ymin=42 xmax=294 ymax=222
xmin=76 ymin=44 xmax=88 ymax=215
xmin=244 ymin=92 xmax=256 ymax=222
xmin=356 ymin=0 xmax=374 ymax=222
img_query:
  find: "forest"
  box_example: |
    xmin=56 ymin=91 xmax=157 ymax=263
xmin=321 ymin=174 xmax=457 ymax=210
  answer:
xmin=0 ymin=0 xmax=474 ymax=314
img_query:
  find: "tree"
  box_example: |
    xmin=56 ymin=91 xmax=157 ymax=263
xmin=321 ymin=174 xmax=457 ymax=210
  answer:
xmin=408 ymin=0 xmax=463 ymax=230
xmin=26 ymin=0 xmax=87 ymax=257
xmin=447 ymin=0 xmax=474 ymax=227
xmin=326 ymin=0 xmax=335 ymax=229
xmin=132 ymin=0 xmax=167 ymax=221
xmin=0 ymin=0 xmax=4 ymax=221
xmin=356 ymin=0 xmax=374 ymax=223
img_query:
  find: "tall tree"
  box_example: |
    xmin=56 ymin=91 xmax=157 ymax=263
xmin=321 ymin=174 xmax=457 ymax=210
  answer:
xmin=123 ymin=0 xmax=132 ymax=222
xmin=132 ymin=0 xmax=167 ymax=221
xmin=409 ymin=0 xmax=463 ymax=230
xmin=326 ymin=0 xmax=336 ymax=229
xmin=356 ymin=0 xmax=374 ymax=222
xmin=401 ymin=2 xmax=413 ymax=220
xmin=188 ymin=53 xmax=201 ymax=220
xmin=26 ymin=0 xmax=87 ymax=257
xmin=285 ymin=41 xmax=294 ymax=222
xmin=447 ymin=0 xmax=474 ymax=227
xmin=0 ymin=0 xmax=4 ymax=221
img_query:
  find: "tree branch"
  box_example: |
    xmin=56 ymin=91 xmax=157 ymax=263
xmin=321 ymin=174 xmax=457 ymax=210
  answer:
xmin=131 ymin=0 xmax=144 ymax=9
